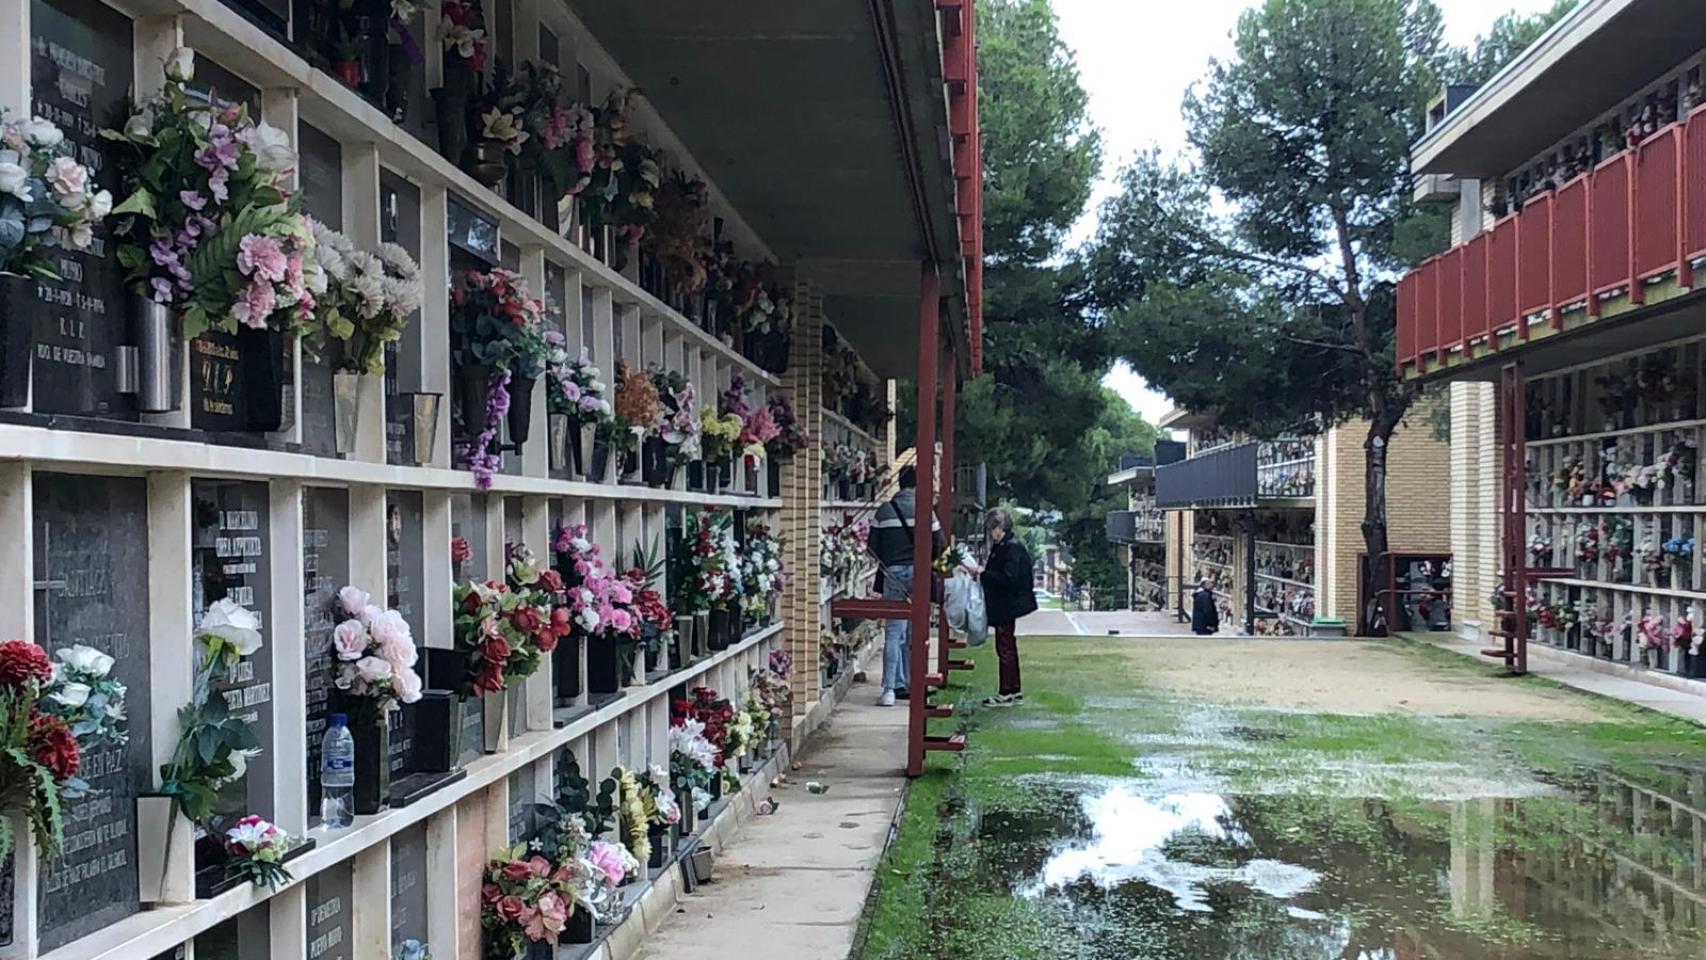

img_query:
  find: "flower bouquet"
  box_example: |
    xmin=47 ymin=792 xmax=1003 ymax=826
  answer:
xmin=327 ymin=585 xmax=423 ymax=812
xmin=668 ymin=718 xmax=718 ymax=819
xmin=450 ymin=268 xmax=550 ymax=486
xmin=435 ymin=0 xmax=487 ymax=164
xmin=764 ymin=391 xmax=808 ymax=474
xmin=452 ymin=548 xmax=565 ymax=750
xmin=641 ymin=171 xmax=710 ymax=304
xmin=697 ymin=404 xmax=743 ymax=491
xmin=741 ymin=521 xmax=784 ymax=625
xmin=223 ymin=814 xmax=297 ymax=890
xmin=648 ymin=367 xmax=699 ymax=485
xmin=544 ymin=335 xmax=611 ymax=476
xmin=637 ymin=763 xmax=681 ymax=854
xmin=305 ymin=222 xmax=423 ymax=376
xmin=1636 ymin=613 xmax=1671 ymax=666
xmin=481 ymin=843 xmax=578 ymax=956
xmin=604 ymin=360 xmax=659 ymax=479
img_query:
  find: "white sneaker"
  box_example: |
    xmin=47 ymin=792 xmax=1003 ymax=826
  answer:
xmin=878 ymin=690 xmax=895 ymax=707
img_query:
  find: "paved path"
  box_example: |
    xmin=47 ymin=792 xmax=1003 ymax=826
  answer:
xmin=1019 ymin=608 xmax=1194 ymax=637
xmin=1424 ymin=634 xmax=1706 ymax=725
xmin=631 ymin=680 xmax=907 ymax=960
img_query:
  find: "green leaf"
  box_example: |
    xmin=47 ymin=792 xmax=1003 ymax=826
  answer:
xmin=112 ymin=189 xmax=157 ymax=220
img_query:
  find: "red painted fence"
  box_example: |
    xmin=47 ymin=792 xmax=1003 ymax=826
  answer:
xmin=1398 ymin=104 xmax=1706 ymax=377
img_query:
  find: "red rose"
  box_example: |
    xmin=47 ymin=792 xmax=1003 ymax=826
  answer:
xmin=462 ymin=592 xmax=484 ymax=615
xmin=451 ymin=536 xmax=472 ymax=564
xmin=497 ymin=895 xmax=527 ymax=921
xmin=502 ymin=861 xmax=534 ymax=882
xmin=482 ymin=882 xmax=502 ymax=904
xmin=0 ymin=640 xmax=53 ymax=689
xmin=527 ymin=856 xmax=552 ymax=877
xmin=508 ymin=605 xmax=542 ymax=635
xmin=474 ymin=662 xmax=506 ymax=695
xmin=28 ymin=714 xmax=80 ymax=782
xmin=535 ymin=631 xmax=559 ymax=654
xmin=549 ymin=606 xmax=572 ymax=636
xmin=482 ymin=635 xmax=511 ymax=664
xmin=538 ymin=569 xmax=564 ymax=593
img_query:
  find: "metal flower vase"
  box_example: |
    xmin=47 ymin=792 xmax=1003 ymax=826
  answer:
xmin=333 ymin=371 xmax=363 ymax=455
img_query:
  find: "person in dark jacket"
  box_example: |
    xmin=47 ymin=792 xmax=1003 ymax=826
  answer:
xmin=978 ymin=507 xmax=1037 ymax=707
xmin=870 ymin=464 xmax=944 ymax=706
xmin=1191 ymin=578 xmax=1221 ymax=636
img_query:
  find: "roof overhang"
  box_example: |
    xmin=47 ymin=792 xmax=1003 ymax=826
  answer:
xmin=1158 ymin=408 xmax=1212 ymax=430
xmin=1414 ymin=0 xmax=1706 ymax=178
xmin=570 ymin=0 xmax=974 ymax=379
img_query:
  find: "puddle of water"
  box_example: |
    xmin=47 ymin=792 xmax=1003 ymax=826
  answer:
xmin=972 ymin=766 xmax=1706 ymax=959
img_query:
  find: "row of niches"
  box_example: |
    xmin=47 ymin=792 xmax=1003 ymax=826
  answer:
xmin=1529 ymin=427 xmax=1700 ymax=511
xmin=1525 ymin=580 xmax=1706 ymax=680
xmin=1523 ymin=341 xmax=1705 ymax=443
xmin=1255 ymin=539 xmax=1315 ymax=585
xmin=1131 ymin=555 xmax=1166 ymax=610
xmin=3 ymin=0 xmax=797 ymax=455
xmin=1526 ymin=511 xmax=1701 ymax=594
xmin=1497 ymin=57 xmax=1706 ymax=215
xmin=2 ymin=468 xmax=786 ymax=953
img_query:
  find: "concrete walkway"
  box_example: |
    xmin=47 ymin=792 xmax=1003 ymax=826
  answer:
xmin=1423 ymin=634 xmax=1706 ymax=725
xmin=631 ymin=682 xmax=908 ymax=960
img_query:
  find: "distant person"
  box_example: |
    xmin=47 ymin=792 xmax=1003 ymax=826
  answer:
xmin=1191 ymin=578 xmax=1220 ymax=636
xmin=977 ymin=507 xmax=1038 ymax=708
xmin=871 ymin=463 xmax=943 ymax=707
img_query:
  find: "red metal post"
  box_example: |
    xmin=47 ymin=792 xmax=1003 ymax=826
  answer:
xmin=1512 ymin=363 xmax=1529 ymax=675
xmin=936 ymin=355 xmax=956 ymax=678
xmin=907 ymin=262 xmax=941 ymax=778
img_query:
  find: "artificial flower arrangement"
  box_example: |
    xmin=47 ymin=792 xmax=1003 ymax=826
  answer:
xmin=481 ymin=842 xmax=579 ymax=954
xmin=698 ymin=402 xmax=743 ymax=469
xmin=451 ymin=546 xmax=565 ymax=696
xmin=575 ymin=89 xmax=661 ymax=247
xmin=1663 ymin=535 xmax=1695 ymax=572
xmin=328 ymin=585 xmax=424 ymax=715
xmin=821 ymin=515 xmax=871 ymax=584
xmin=441 ymin=0 xmax=488 ymax=75
xmin=668 ymin=717 xmax=718 ymax=812
xmin=645 ymin=171 xmax=711 ymax=294
xmin=678 ymin=687 xmax=736 ymax=769
xmin=1527 ymin=532 xmax=1552 ymax=566
xmin=396 ymin=940 xmax=432 ymax=960
xmin=1575 ymin=523 xmax=1601 ymax=564
xmin=553 ymin=523 xmax=635 ymax=645
xmin=740 ymin=520 xmax=785 ymax=623
xmin=605 ymin=359 xmax=660 ymax=458
xmin=1636 ymin=613 xmax=1671 ymax=652
xmin=0 ymin=638 xmax=128 ymax=855
xmin=1671 ymin=613 xmax=1699 ymax=656
xmin=104 ymin=49 xmax=311 ymax=339
xmin=450 ymin=267 xmax=551 ymax=487
xmin=626 ymin=540 xmax=675 ymax=673
xmin=1603 ymin=518 xmax=1634 ymax=573
xmin=1638 ymin=536 xmax=1664 ymax=577
xmin=158 ymin=598 xmax=265 ymax=825
xmin=0 ymin=112 xmax=110 ymax=278
xmin=615 ymin=766 xmax=649 ymax=865
xmin=544 ymin=334 xmax=613 ymax=424
xmin=721 ymin=376 xmax=771 ymax=465
xmin=671 ymin=508 xmax=742 ymax=616
xmin=764 ymin=392 xmax=809 ymax=462
xmin=1551 ymin=456 xmax=1589 ymax=500
xmin=304 ymin=221 xmax=423 ymax=375
xmin=223 ymin=814 xmax=297 ymax=890
xmin=637 ymin=764 xmax=681 ymax=836
xmin=649 ymin=366 xmax=701 ymax=466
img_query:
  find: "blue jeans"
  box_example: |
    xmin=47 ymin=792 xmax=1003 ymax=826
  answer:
xmin=882 ymin=564 xmax=914 ymax=692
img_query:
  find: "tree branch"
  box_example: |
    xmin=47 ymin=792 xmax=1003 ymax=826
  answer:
xmin=1281 ymin=335 xmax=1364 ymax=356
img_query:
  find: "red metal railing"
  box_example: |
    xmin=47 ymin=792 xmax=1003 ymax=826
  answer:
xmin=1398 ymin=105 xmax=1706 ymax=377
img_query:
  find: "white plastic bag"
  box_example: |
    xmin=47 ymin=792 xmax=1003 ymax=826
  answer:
xmin=945 ymin=570 xmax=989 ymax=646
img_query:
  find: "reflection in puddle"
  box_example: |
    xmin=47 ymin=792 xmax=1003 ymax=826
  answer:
xmin=977 ymin=766 xmax=1706 ymax=959
xmin=1021 ymin=787 xmax=1320 ymax=913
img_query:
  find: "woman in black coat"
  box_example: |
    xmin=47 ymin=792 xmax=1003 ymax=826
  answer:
xmin=978 ymin=508 xmax=1037 ymax=707
xmin=1191 ymin=577 xmax=1220 ymax=636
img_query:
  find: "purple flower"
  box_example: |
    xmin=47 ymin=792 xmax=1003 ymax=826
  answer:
xmin=179 ymin=190 xmax=206 ymax=211
xmin=208 ymin=168 xmax=230 ymax=204
xmin=149 ymin=237 xmax=179 ymax=268
xmin=236 ymin=234 xmax=288 ymax=283
xmin=150 ymin=277 xmax=175 ymax=303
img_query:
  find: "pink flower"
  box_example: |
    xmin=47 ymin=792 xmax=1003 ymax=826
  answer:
xmin=331 ymin=619 xmax=368 ymax=660
xmin=231 ymin=279 xmax=276 ymax=329
xmin=236 ymin=234 xmax=288 ymax=283
xmin=390 ymin=667 xmax=423 ymax=703
xmin=369 ymin=609 xmax=417 ymax=667
xmin=587 ymin=841 xmax=627 ymax=886
xmin=338 ymin=586 xmax=371 ymax=616
xmin=526 ymin=890 xmax=568 ymax=941
xmin=355 ymin=656 xmax=393 ymax=683
xmin=44 ymin=156 xmax=86 ymax=198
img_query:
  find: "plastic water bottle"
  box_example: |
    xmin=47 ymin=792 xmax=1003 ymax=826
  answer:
xmin=320 ymin=713 xmax=355 ymax=828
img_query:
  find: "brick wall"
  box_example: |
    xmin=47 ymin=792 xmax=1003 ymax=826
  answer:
xmin=1448 ymin=381 xmax=1501 ymax=635
xmin=779 ymin=278 xmax=825 ymax=717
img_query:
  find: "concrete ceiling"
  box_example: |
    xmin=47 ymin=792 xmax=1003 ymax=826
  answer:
xmin=1416 ymin=0 xmax=1706 ymax=178
xmin=571 ymin=0 xmax=965 ymax=378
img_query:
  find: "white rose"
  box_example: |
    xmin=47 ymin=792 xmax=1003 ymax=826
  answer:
xmin=44 ymin=156 xmax=87 ymax=198
xmin=249 ymin=123 xmax=296 ymax=174
xmin=50 ymin=682 xmax=91 ymax=709
xmin=355 ymin=656 xmax=393 ymax=684
xmin=21 ymin=117 xmax=64 ymax=148
xmin=68 ymin=221 xmax=93 ymax=250
xmin=0 ymin=161 xmax=30 ymax=201
xmin=200 ymin=597 xmax=263 ymax=655
xmin=391 ymin=667 xmax=423 ymax=704
xmin=165 ymin=47 xmax=195 ymax=83
xmin=123 ymin=111 xmax=153 ymax=140
xmin=332 ymin=619 xmax=368 ymax=660
xmin=87 ymin=188 xmax=113 ymax=220
xmin=337 ymin=585 xmax=371 ymax=617
xmin=57 ymin=644 xmax=116 ymax=677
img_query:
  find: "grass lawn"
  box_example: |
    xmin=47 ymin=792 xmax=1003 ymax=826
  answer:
xmin=854 ymin=635 xmax=1706 ymax=960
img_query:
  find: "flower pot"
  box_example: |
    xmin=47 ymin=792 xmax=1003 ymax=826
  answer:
xmin=548 ymin=412 xmax=571 ymax=472
xmin=405 ymin=391 xmax=442 ymax=464
xmin=467 ymin=139 xmax=509 ymax=188
xmin=837 ymin=480 xmax=852 ymax=501
xmin=432 ymin=80 xmax=470 ymax=164
xmin=457 ymin=363 xmax=494 ymax=438
xmin=333 ymin=370 xmax=363 ymax=455
xmin=620 ymin=448 xmax=640 ymax=482
xmin=744 ymin=461 xmax=759 ymax=494
xmin=673 ymin=615 xmax=693 ymax=665
xmin=552 ymin=633 xmax=583 ymax=707
xmin=359 ymin=12 xmax=389 ymax=101
xmin=137 ymin=794 xmax=190 ymax=903
xmin=588 ymin=439 xmax=612 ymax=483
xmin=237 ymin=326 xmax=285 ymax=432
xmin=708 ymin=608 xmax=731 ymax=651
xmin=709 ymin=771 xmax=724 ymax=803
xmin=413 ymin=690 xmax=462 ymax=773
xmin=568 ymin=416 xmax=593 ymax=475
xmin=0 ymin=273 xmax=34 ymax=407
xmin=766 ymin=458 xmax=781 ymax=497
xmin=351 ymin=711 xmax=391 ymax=815
xmin=506 ymin=374 xmax=536 ymax=446
xmin=647 ymin=828 xmax=666 ymax=869
xmin=687 ymin=461 xmax=706 ymax=491
xmin=643 ymin=436 xmax=671 ymax=487
xmin=133 ymin=292 xmax=176 ymax=413
xmin=385 ymin=42 xmax=411 ymax=123
xmin=693 ymin=611 xmax=710 ymax=659
xmin=482 ymin=688 xmax=508 ymax=753
xmin=587 ymin=637 xmax=621 ymax=695
xmin=562 ymin=905 xmax=595 ymax=944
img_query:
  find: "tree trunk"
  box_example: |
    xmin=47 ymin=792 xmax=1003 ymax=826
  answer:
xmin=1359 ymin=412 xmax=1402 ymax=635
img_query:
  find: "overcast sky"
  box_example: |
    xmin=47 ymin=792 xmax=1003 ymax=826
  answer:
xmin=1054 ymin=0 xmax=1564 ymax=426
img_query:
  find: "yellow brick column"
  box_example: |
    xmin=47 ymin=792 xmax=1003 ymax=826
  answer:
xmin=779 ymin=278 xmax=826 ymax=721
